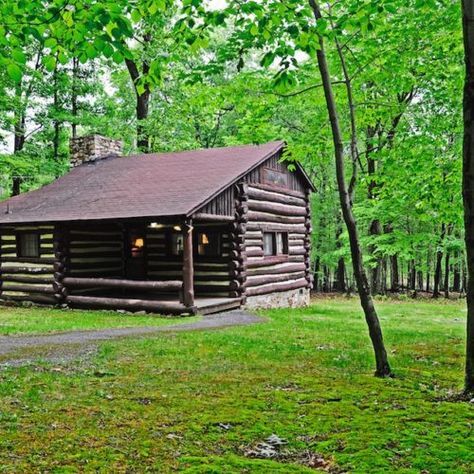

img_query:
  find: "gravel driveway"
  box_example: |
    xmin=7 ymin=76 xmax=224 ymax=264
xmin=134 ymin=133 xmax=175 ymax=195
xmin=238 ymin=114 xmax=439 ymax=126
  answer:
xmin=0 ymin=310 xmax=264 ymax=365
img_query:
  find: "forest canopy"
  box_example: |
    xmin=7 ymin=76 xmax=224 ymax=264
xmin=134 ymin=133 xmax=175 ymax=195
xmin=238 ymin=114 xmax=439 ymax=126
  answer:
xmin=0 ymin=0 xmax=464 ymax=297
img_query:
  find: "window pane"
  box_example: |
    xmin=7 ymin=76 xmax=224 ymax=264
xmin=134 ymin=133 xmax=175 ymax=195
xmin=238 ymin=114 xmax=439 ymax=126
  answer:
xmin=198 ymin=232 xmax=220 ymax=256
xmin=19 ymin=233 xmax=39 ymax=257
xmin=276 ymin=232 xmax=288 ymax=255
xmin=171 ymin=233 xmax=184 ymax=256
xmin=276 ymin=232 xmax=284 ymax=254
xmin=263 ymin=233 xmax=274 ymax=256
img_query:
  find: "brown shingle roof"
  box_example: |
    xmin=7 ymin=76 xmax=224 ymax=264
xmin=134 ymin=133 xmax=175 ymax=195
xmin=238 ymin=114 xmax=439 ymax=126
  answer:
xmin=0 ymin=141 xmax=293 ymax=224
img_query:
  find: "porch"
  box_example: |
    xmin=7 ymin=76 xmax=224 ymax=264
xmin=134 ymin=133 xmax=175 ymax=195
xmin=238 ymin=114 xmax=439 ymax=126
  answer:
xmin=50 ymin=215 xmax=243 ymax=315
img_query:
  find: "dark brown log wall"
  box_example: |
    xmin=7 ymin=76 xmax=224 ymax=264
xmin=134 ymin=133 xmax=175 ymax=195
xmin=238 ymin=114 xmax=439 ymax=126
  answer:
xmin=67 ymin=224 xmax=124 ymax=285
xmin=0 ymin=225 xmax=57 ymax=304
xmin=244 ymin=181 xmax=311 ymax=297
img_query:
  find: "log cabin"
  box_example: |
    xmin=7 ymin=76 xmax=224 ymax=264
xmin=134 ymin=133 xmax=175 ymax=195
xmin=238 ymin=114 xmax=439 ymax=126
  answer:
xmin=0 ymin=135 xmax=314 ymax=315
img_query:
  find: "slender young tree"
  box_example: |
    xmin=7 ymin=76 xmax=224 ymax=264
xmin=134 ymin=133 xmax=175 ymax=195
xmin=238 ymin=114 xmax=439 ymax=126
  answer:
xmin=308 ymin=0 xmax=391 ymax=377
xmin=462 ymin=0 xmax=474 ymax=394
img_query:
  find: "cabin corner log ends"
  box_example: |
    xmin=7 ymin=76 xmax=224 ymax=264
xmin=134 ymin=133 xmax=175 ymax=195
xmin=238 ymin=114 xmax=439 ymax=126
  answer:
xmin=229 ymin=182 xmax=248 ymax=302
xmin=53 ymin=224 xmax=69 ymax=305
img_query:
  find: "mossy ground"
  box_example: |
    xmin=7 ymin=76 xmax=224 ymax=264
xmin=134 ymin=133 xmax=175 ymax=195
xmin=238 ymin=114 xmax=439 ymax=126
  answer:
xmin=0 ymin=297 xmax=472 ymax=473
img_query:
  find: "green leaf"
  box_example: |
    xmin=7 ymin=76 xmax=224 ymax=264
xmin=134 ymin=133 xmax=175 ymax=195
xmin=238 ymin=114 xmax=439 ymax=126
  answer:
xmin=44 ymin=37 xmax=57 ymax=48
xmin=112 ymin=50 xmax=123 ymax=64
xmin=42 ymin=55 xmax=56 ymax=72
xmin=103 ymin=43 xmax=114 ymax=58
xmin=131 ymin=9 xmax=142 ymax=22
xmin=7 ymin=63 xmax=22 ymax=83
xmin=12 ymin=49 xmax=26 ymax=65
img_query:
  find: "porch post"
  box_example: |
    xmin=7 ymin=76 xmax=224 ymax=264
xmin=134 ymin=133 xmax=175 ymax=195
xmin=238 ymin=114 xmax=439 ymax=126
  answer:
xmin=53 ymin=223 xmax=69 ymax=306
xmin=182 ymin=218 xmax=195 ymax=310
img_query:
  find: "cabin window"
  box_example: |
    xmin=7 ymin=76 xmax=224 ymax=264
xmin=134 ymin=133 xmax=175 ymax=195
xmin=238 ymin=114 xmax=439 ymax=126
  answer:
xmin=17 ymin=232 xmax=40 ymax=258
xmin=263 ymin=232 xmax=288 ymax=256
xmin=197 ymin=232 xmax=220 ymax=257
xmin=170 ymin=232 xmax=184 ymax=256
xmin=129 ymin=231 xmax=145 ymax=258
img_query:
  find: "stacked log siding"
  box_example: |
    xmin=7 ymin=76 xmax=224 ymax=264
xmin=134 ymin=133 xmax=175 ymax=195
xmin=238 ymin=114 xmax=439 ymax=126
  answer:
xmin=0 ymin=225 xmax=56 ymax=304
xmin=244 ymin=181 xmax=309 ymax=298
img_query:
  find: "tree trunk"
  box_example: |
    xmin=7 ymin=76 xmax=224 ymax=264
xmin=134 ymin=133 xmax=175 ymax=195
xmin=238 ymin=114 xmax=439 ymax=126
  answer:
xmin=313 ymin=256 xmax=320 ymax=292
xmin=53 ymin=62 xmax=61 ymax=165
xmin=71 ymin=57 xmax=78 ymax=139
xmin=11 ymin=81 xmax=26 ymax=196
xmin=462 ymin=0 xmax=474 ymax=393
xmin=444 ymin=251 xmax=451 ymax=299
xmin=310 ymin=0 xmax=391 ymax=377
xmin=454 ymin=257 xmax=461 ymax=293
xmin=334 ymin=217 xmax=346 ymax=292
xmin=125 ymin=35 xmax=151 ymax=153
xmin=433 ymin=224 xmax=446 ymax=297
xmin=390 ymin=254 xmax=399 ymax=292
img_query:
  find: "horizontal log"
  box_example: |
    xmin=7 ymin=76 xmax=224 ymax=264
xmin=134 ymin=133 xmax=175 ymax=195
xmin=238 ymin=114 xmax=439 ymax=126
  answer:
xmin=245 ymin=239 xmax=263 ymax=247
xmin=247 ymin=262 xmax=306 ymax=276
xmin=289 ymin=248 xmax=306 ymax=256
xmin=247 ymin=200 xmax=306 ymax=217
xmin=247 ymin=186 xmax=307 ymax=206
xmin=192 ymin=213 xmax=234 ymax=222
xmin=69 ymin=243 xmax=123 ymax=250
xmin=1 ymin=275 xmax=54 ymax=284
xmin=1 ymin=284 xmax=55 ymax=294
xmin=247 ymin=212 xmax=305 ymax=225
xmin=69 ymin=235 xmax=122 ymax=243
xmin=246 ymin=256 xmax=289 ymax=268
xmin=0 ymin=257 xmax=55 ymax=264
xmin=68 ymin=251 xmax=123 ymax=259
xmin=67 ymin=261 xmax=123 ymax=271
xmin=249 ymin=183 xmax=306 ymax=199
xmin=66 ymin=295 xmax=192 ymax=314
xmin=246 ymin=278 xmax=308 ymax=297
xmin=246 ymin=271 xmax=306 ymax=288
xmin=0 ymin=294 xmax=57 ymax=305
xmin=63 ymin=277 xmax=182 ymax=292
xmin=246 ymin=223 xmax=306 ymax=233
xmin=0 ymin=266 xmax=53 ymax=275
xmin=246 ymin=248 xmax=264 ymax=258
xmin=68 ymin=270 xmax=123 ymax=278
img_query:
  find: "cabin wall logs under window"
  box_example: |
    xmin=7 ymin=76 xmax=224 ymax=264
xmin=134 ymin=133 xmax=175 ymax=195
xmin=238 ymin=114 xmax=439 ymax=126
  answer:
xmin=0 ymin=225 xmax=56 ymax=304
xmin=244 ymin=183 xmax=311 ymax=297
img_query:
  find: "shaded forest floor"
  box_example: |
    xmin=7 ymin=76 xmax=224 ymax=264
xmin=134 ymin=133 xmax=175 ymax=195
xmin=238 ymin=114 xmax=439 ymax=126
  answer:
xmin=0 ymin=298 xmax=472 ymax=472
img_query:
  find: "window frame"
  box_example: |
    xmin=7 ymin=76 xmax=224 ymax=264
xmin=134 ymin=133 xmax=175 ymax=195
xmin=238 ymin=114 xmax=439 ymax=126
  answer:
xmin=16 ymin=232 xmax=40 ymax=258
xmin=263 ymin=231 xmax=289 ymax=258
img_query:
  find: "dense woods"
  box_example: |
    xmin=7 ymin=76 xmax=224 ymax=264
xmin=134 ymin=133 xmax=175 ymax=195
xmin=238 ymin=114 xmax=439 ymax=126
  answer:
xmin=1 ymin=0 xmax=473 ymax=385
xmin=0 ymin=0 xmax=464 ymax=301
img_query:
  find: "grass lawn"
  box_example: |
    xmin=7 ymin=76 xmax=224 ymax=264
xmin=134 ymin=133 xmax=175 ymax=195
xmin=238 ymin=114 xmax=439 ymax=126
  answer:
xmin=0 ymin=305 xmax=199 ymax=335
xmin=0 ymin=297 xmax=472 ymax=473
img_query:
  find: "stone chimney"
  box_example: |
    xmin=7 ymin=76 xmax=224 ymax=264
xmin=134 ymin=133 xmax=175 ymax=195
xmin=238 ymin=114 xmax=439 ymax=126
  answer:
xmin=70 ymin=134 xmax=123 ymax=167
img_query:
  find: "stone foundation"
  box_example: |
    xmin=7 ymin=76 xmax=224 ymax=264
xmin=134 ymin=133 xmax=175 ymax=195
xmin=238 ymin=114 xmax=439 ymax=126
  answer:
xmin=70 ymin=135 xmax=123 ymax=167
xmin=244 ymin=287 xmax=310 ymax=310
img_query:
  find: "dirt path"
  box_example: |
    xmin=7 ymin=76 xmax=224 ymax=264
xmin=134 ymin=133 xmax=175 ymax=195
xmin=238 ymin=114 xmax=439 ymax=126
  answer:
xmin=0 ymin=310 xmax=264 ymax=365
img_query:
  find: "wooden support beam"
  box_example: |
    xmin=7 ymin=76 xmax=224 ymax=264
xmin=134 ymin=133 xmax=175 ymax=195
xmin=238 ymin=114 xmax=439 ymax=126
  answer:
xmin=66 ymin=295 xmax=193 ymax=315
xmin=192 ymin=213 xmax=234 ymax=222
xmin=63 ymin=277 xmax=182 ymax=291
xmin=182 ymin=219 xmax=194 ymax=307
